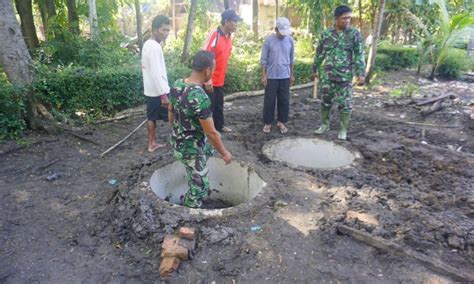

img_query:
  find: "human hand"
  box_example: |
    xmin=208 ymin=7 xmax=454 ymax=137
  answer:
xmin=290 ymin=76 xmax=295 ymax=86
xmin=356 ymin=76 xmax=365 ymax=86
xmin=160 ymin=94 xmax=169 ymax=108
xmin=221 ymin=150 xmax=232 ymax=165
xmin=204 ymin=82 xmax=213 ymax=93
xmin=261 ymin=77 xmax=267 ymax=88
xmin=311 ymin=73 xmax=319 ymax=80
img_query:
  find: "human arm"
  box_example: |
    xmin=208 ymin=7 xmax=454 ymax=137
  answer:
xmin=353 ymin=30 xmax=366 ymax=85
xmin=199 ymin=118 xmax=232 ymax=164
xmin=290 ymin=38 xmax=295 ymax=85
xmin=260 ymin=38 xmax=269 ymax=87
xmin=148 ymin=43 xmax=171 ymax=100
xmin=312 ymin=33 xmax=325 ymax=78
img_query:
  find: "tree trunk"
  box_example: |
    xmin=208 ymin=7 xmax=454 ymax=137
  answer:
xmin=0 ymin=0 xmax=55 ymax=131
xmin=66 ymin=0 xmax=80 ymax=34
xmin=171 ymin=0 xmax=177 ymax=38
xmin=37 ymin=0 xmax=48 ymax=40
xmin=134 ymin=0 xmax=143 ymax=52
xmin=275 ymin=0 xmax=279 ymax=19
xmin=370 ymin=0 xmax=376 ymax=32
xmin=14 ymin=0 xmax=39 ymax=51
xmin=358 ymin=0 xmax=363 ymax=31
xmin=224 ymin=0 xmax=229 ymax=10
xmin=88 ymin=0 xmax=99 ymax=40
xmin=365 ymin=0 xmax=385 ymax=84
xmin=45 ymin=0 xmax=56 ymax=39
xmin=252 ymin=0 xmax=258 ymax=40
xmin=181 ymin=0 xmax=197 ymax=62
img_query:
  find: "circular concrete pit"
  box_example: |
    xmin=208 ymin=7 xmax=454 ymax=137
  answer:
xmin=262 ymin=137 xmax=359 ymax=170
xmin=150 ymin=157 xmax=267 ymax=212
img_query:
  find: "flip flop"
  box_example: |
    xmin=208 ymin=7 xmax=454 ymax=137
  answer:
xmin=221 ymin=127 xmax=233 ymax=133
xmin=263 ymin=124 xmax=271 ymax=133
xmin=148 ymin=143 xmax=166 ymax=152
xmin=277 ymin=124 xmax=288 ymax=134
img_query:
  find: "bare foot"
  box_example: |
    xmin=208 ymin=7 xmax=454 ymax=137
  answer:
xmin=148 ymin=143 xmax=166 ymax=152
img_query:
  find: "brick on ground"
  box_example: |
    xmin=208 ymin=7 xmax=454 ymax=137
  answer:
xmin=161 ymin=245 xmax=189 ymax=260
xmin=159 ymin=257 xmax=180 ymax=278
xmin=179 ymin=227 xmax=196 ymax=240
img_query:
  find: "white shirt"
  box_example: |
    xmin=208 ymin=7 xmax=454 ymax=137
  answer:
xmin=141 ymin=39 xmax=170 ymax=97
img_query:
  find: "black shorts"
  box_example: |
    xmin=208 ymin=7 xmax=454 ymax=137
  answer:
xmin=146 ymin=96 xmax=168 ymax=122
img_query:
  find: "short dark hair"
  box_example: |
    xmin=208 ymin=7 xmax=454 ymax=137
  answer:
xmin=152 ymin=15 xmax=170 ymax=31
xmin=192 ymin=51 xmax=215 ymax=72
xmin=334 ymin=5 xmax=352 ymax=18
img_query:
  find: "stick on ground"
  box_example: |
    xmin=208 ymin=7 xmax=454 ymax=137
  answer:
xmin=337 ymin=225 xmax=474 ymax=282
xmin=100 ymin=119 xmax=147 ymax=158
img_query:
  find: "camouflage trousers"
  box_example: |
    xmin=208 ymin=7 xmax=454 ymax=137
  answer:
xmin=173 ymin=144 xmax=214 ymax=208
xmin=320 ymin=79 xmax=353 ymax=113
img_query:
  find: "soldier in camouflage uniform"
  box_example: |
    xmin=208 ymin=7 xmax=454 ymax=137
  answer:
xmin=312 ymin=5 xmax=365 ymax=140
xmin=168 ymin=51 xmax=232 ymax=208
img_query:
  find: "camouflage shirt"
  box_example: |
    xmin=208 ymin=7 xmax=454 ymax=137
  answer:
xmin=313 ymin=27 xmax=365 ymax=82
xmin=169 ymin=79 xmax=212 ymax=154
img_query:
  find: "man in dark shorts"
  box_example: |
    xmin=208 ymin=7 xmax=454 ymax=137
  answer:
xmin=141 ymin=15 xmax=171 ymax=152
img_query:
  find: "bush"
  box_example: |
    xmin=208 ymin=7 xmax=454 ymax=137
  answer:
xmin=35 ymin=34 xmax=138 ymax=69
xmin=437 ymin=48 xmax=468 ymax=79
xmin=33 ymin=65 xmax=144 ymax=120
xmin=0 ymin=83 xmax=26 ymax=140
xmin=375 ymin=46 xmax=419 ymax=71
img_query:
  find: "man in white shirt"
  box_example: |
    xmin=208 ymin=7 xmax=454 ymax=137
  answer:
xmin=141 ymin=15 xmax=171 ymax=152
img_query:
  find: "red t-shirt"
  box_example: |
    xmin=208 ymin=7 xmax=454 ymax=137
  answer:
xmin=203 ymin=27 xmax=232 ymax=87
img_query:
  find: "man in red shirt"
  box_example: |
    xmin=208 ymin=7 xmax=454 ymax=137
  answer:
xmin=203 ymin=9 xmax=242 ymax=133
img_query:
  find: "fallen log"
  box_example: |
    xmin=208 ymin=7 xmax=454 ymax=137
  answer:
xmin=337 ymin=225 xmax=474 ymax=282
xmin=94 ymin=105 xmax=146 ymax=124
xmin=224 ymin=82 xmax=314 ymax=102
xmin=100 ymin=119 xmax=147 ymax=158
xmin=420 ymin=99 xmax=453 ymax=116
xmin=416 ymin=93 xmax=456 ymax=106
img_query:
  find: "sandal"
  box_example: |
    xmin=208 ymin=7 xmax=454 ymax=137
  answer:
xmin=220 ymin=126 xmax=233 ymax=133
xmin=277 ymin=123 xmax=288 ymax=134
xmin=263 ymin=124 xmax=271 ymax=133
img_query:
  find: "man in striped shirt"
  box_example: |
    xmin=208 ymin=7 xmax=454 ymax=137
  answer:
xmin=203 ymin=9 xmax=242 ymax=133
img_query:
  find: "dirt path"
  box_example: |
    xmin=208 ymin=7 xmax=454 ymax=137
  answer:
xmin=1 ymin=70 xmax=473 ymax=283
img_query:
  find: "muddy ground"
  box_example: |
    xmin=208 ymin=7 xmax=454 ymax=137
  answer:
xmin=1 ymin=70 xmax=473 ymax=283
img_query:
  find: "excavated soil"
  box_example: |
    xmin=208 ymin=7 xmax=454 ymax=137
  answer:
xmin=1 ymin=70 xmax=473 ymax=283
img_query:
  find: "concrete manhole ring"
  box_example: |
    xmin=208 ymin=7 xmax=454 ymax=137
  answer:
xmin=262 ymin=137 xmax=362 ymax=170
xmin=147 ymin=157 xmax=271 ymax=220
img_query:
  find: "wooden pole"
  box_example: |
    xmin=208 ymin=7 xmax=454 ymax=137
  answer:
xmin=312 ymin=77 xmax=319 ymax=99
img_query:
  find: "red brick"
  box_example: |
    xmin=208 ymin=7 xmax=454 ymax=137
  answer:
xmin=161 ymin=245 xmax=189 ymax=260
xmin=159 ymin=257 xmax=180 ymax=278
xmin=162 ymin=235 xmax=180 ymax=249
xmin=178 ymin=227 xmax=196 ymax=240
xmin=162 ymin=234 xmax=195 ymax=251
